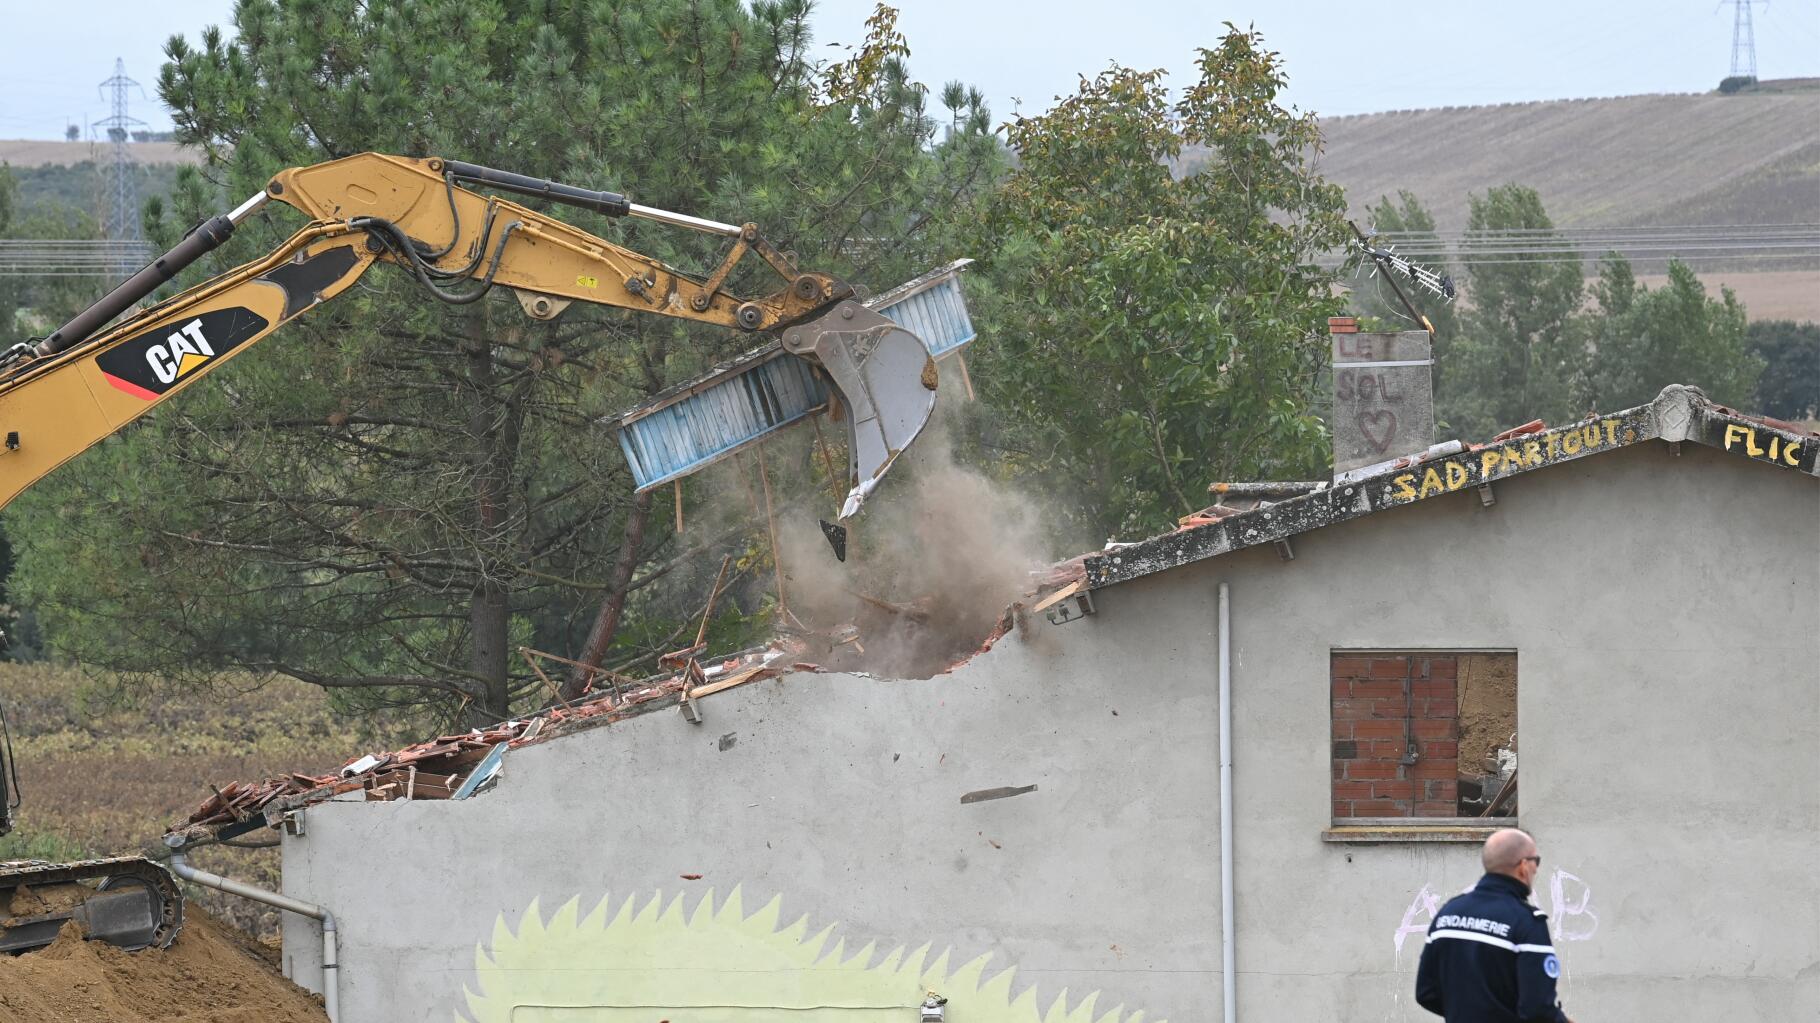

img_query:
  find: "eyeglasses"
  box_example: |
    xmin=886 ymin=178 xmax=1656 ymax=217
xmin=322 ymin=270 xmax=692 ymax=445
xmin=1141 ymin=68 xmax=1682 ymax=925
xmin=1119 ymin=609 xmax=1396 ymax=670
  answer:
xmin=1521 ymin=855 xmax=1542 ymax=866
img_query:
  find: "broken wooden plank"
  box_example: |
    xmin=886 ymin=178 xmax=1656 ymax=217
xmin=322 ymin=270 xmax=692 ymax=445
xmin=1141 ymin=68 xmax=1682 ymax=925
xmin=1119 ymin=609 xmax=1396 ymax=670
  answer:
xmin=1030 ymin=579 xmax=1085 ymax=614
xmin=686 ymin=664 xmax=770 ymax=700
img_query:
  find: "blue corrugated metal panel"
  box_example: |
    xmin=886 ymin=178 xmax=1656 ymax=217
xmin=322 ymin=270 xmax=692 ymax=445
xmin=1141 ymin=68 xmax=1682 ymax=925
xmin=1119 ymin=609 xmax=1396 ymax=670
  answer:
xmin=612 ymin=259 xmax=975 ymax=492
xmin=870 ymin=259 xmax=976 ymax=359
xmin=616 ymin=351 xmax=828 ymax=491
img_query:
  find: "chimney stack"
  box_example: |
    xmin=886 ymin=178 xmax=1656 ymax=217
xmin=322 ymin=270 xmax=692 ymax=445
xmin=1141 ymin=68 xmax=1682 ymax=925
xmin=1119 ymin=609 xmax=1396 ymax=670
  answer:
xmin=1329 ymin=319 xmax=1435 ymax=480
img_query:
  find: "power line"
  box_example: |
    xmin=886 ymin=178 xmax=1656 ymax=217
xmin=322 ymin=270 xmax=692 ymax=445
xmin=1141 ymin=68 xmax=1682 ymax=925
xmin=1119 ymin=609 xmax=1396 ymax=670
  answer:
xmin=94 ymin=58 xmax=148 ymax=256
xmin=1723 ymin=0 xmax=1766 ymax=79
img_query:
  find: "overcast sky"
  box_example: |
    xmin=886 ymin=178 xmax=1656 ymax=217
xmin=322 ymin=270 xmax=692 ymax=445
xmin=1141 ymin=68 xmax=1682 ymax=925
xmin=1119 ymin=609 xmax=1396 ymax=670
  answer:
xmin=2 ymin=0 xmax=1815 ymax=139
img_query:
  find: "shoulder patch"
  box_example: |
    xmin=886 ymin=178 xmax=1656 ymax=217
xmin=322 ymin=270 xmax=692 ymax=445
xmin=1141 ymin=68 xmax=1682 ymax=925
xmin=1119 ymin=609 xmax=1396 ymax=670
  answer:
xmin=1532 ymin=908 xmax=1549 ymax=917
xmin=1543 ymin=954 xmax=1561 ymax=978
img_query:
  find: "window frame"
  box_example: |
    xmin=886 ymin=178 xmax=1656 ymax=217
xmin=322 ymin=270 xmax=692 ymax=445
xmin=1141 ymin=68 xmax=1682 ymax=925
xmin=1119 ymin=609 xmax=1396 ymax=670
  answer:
xmin=1325 ymin=648 xmax=1518 ymax=844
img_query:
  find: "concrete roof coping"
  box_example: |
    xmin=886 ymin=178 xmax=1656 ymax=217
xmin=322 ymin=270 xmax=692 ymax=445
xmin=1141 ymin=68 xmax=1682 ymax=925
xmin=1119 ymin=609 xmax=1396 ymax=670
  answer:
xmin=1085 ymin=385 xmax=1817 ymax=590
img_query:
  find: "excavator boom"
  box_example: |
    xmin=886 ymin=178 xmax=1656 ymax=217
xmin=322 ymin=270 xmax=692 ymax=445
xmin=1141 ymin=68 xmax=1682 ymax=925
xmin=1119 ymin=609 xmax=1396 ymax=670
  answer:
xmin=0 ymin=153 xmax=946 ymax=953
xmin=0 ymin=152 xmax=939 ymax=517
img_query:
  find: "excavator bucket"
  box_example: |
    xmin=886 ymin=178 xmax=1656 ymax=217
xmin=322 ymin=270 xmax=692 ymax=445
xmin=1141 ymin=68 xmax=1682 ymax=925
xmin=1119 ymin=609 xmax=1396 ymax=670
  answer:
xmin=778 ymin=300 xmax=937 ymax=518
xmin=612 ymin=261 xmax=976 ymax=530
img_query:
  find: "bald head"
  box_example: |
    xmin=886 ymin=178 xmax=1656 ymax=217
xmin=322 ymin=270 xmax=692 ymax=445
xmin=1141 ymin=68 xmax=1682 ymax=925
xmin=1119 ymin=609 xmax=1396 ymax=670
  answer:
xmin=1482 ymin=828 xmax=1537 ymax=876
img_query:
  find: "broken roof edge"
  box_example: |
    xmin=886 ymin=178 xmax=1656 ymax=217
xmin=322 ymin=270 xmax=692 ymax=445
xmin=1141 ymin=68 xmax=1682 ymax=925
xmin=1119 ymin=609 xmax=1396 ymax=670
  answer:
xmin=1084 ymin=385 xmax=1818 ymax=590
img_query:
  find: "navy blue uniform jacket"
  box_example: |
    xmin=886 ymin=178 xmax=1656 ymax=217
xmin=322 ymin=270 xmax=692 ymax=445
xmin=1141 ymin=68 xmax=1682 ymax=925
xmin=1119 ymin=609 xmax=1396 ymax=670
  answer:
xmin=1415 ymin=873 xmax=1569 ymax=1023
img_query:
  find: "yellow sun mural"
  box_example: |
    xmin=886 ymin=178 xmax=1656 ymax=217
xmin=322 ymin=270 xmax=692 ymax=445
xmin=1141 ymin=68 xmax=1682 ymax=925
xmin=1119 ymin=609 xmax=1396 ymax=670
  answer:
xmin=462 ymin=887 xmax=1163 ymax=1023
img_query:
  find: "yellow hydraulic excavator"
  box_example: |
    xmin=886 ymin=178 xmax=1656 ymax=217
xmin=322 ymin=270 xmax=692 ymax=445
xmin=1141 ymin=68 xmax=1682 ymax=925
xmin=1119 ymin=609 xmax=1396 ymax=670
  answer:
xmin=0 ymin=153 xmax=940 ymax=953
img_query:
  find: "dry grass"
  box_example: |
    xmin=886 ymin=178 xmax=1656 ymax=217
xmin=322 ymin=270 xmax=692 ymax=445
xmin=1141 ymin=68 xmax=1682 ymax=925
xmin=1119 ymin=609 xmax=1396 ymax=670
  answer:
xmin=0 ymin=662 xmax=412 ymax=935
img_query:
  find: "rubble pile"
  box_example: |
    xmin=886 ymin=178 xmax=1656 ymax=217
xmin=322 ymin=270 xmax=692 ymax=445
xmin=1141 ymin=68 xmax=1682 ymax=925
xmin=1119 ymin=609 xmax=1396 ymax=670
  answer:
xmin=174 ymin=547 xmax=1092 ymax=845
xmin=0 ymin=908 xmax=326 ymax=1023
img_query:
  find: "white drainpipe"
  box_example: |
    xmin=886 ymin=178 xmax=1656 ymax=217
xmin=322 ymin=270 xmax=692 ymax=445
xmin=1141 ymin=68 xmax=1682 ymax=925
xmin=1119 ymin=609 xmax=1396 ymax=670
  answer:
xmin=165 ymin=848 xmax=339 ymax=1022
xmin=1218 ymin=581 xmax=1237 ymax=1022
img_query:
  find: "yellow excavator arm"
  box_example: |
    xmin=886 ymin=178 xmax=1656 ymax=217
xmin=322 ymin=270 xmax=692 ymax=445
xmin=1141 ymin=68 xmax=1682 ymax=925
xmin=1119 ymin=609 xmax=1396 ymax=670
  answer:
xmin=0 ymin=152 xmax=937 ymax=515
xmin=0 ymin=153 xmax=943 ymax=953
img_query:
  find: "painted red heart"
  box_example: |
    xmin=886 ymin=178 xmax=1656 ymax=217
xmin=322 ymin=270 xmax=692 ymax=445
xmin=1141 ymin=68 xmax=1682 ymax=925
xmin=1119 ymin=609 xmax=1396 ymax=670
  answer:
xmin=1357 ymin=410 xmax=1399 ymax=452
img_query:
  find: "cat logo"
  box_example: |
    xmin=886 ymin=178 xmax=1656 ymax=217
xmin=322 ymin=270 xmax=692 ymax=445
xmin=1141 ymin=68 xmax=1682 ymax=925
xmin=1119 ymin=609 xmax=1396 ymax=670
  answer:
xmin=95 ymin=306 xmax=269 ymax=401
xmin=146 ymin=319 xmax=215 ymax=384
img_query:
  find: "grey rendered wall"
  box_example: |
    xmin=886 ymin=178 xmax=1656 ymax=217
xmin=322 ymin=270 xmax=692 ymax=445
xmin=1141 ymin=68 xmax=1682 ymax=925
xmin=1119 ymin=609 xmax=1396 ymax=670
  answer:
xmin=281 ymin=440 xmax=1817 ymax=1022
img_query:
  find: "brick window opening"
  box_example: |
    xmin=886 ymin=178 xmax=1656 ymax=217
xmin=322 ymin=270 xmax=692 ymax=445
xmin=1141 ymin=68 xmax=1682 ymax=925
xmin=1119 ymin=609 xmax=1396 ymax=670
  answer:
xmin=1331 ymin=652 xmax=1517 ymax=820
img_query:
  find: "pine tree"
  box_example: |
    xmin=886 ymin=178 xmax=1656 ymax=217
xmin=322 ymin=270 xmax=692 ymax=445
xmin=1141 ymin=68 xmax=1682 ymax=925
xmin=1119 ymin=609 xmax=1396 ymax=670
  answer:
xmin=6 ymin=1 xmax=997 ymax=723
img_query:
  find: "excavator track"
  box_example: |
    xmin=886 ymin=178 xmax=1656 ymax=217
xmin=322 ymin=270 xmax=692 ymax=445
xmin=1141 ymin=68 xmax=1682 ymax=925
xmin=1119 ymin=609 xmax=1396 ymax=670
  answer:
xmin=0 ymin=856 xmax=183 ymax=954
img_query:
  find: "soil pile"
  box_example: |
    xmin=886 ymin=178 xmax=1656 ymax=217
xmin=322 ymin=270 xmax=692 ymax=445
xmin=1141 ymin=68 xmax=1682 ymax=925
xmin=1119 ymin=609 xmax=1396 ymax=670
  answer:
xmin=0 ymin=907 xmax=326 ymax=1022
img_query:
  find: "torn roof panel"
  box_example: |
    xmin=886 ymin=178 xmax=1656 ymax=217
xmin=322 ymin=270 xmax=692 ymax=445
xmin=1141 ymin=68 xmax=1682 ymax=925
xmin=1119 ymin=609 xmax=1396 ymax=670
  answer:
xmin=611 ymin=260 xmax=975 ymax=492
xmin=1085 ymin=385 xmax=1817 ymax=590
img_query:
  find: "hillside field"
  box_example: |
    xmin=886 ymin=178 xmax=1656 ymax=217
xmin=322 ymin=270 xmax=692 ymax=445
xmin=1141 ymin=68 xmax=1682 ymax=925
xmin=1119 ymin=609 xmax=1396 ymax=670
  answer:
xmin=0 ymin=662 xmax=408 ymax=935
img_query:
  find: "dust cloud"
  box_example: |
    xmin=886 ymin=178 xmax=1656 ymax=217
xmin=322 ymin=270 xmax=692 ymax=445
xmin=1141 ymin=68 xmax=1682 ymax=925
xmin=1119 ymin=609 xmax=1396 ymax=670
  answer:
xmin=769 ymin=406 xmax=1059 ymax=678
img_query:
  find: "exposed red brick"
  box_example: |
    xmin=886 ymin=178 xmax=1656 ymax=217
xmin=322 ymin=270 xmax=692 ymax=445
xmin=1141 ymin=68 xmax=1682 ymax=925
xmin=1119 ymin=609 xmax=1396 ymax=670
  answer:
xmin=1331 ymin=678 xmax=1352 ymax=700
xmin=1413 ymin=680 xmax=1456 ymax=698
xmin=1333 ymin=801 xmax=1355 ymax=818
xmin=1425 ymin=658 xmax=1458 ymax=680
xmin=1350 ymin=679 xmax=1408 ymax=699
xmin=1370 ymin=658 xmax=1414 ymax=679
xmin=1414 ymin=801 xmax=1457 ymax=817
xmin=1334 ymin=781 xmax=1375 ymax=801
xmin=1413 ymin=757 xmax=1457 ymax=780
xmin=1424 ymin=741 xmax=1459 ymax=759
xmin=1423 ymin=700 xmax=1459 ymax=719
xmin=1352 ymin=799 xmax=1405 ymax=815
xmin=1331 ymin=698 xmax=1376 ymax=720
xmin=1344 ymin=760 xmax=1399 ymax=780
xmin=1413 ymin=719 xmax=1457 ymax=740
xmin=1371 ymin=781 xmax=1415 ymax=802
xmin=1331 ymin=656 xmax=1371 ymax=678
xmin=1352 ymin=720 xmax=1405 ymax=739
xmin=1332 ymin=720 xmax=1355 ymax=740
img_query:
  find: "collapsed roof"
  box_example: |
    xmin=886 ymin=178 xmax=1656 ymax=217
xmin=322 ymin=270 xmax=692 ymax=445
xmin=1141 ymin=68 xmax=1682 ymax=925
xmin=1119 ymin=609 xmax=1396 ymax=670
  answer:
xmin=172 ymin=384 xmax=1813 ymax=844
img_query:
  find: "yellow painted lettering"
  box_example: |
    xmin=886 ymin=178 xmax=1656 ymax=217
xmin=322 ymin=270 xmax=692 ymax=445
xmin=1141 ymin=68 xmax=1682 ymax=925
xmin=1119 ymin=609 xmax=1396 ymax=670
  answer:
xmin=1746 ymin=428 xmax=1765 ymax=457
xmin=1562 ymin=430 xmax=1582 ymax=455
xmin=1584 ymin=424 xmax=1601 ymax=449
xmin=1787 ymin=441 xmax=1803 ymax=467
xmin=1502 ymin=445 xmax=1525 ymax=469
xmin=1603 ymin=419 xmax=1618 ymax=446
xmin=1769 ymin=436 xmax=1780 ymax=461
xmin=1546 ymin=432 xmax=1562 ymax=460
xmin=1525 ymin=440 xmax=1544 ymax=465
xmin=1420 ymin=468 xmax=1445 ymax=498
xmin=1723 ymin=423 xmax=1748 ymax=450
xmin=1445 ymin=461 xmax=1468 ymax=491
xmin=1393 ymin=474 xmax=1417 ymax=501
xmin=1481 ymin=450 xmax=1503 ymax=477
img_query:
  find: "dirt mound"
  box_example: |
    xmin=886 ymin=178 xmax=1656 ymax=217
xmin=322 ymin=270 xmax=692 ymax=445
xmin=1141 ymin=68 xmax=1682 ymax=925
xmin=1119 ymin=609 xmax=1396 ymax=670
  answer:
xmin=0 ymin=907 xmax=326 ymax=1022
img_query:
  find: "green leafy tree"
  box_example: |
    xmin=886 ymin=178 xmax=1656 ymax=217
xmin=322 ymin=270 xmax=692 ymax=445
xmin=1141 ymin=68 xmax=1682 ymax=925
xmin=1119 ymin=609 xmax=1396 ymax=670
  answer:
xmin=1576 ymin=257 xmax=1761 ymax=411
xmin=1744 ymin=320 xmax=1820 ymax=421
xmin=966 ymin=25 xmax=1347 ymax=540
xmin=1443 ymin=185 xmax=1586 ymax=439
xmin=6 ymin=1 xmax=996 ymax=723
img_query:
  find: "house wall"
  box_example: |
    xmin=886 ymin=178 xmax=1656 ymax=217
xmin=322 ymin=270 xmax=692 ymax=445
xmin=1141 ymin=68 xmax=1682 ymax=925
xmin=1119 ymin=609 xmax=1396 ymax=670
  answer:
xmin=279 ymin=440 xmax=1818 ymax=1022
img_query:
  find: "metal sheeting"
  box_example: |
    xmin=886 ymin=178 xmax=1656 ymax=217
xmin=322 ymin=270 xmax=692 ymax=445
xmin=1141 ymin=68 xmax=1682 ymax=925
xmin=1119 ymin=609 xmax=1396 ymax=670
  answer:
xmin=871 ymin=258 xmax=977 ymax=359
xmin=613 ymin=260 xmax=975 ymax=492
xmin=617 ymin=352 xmax=827 ymax=491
